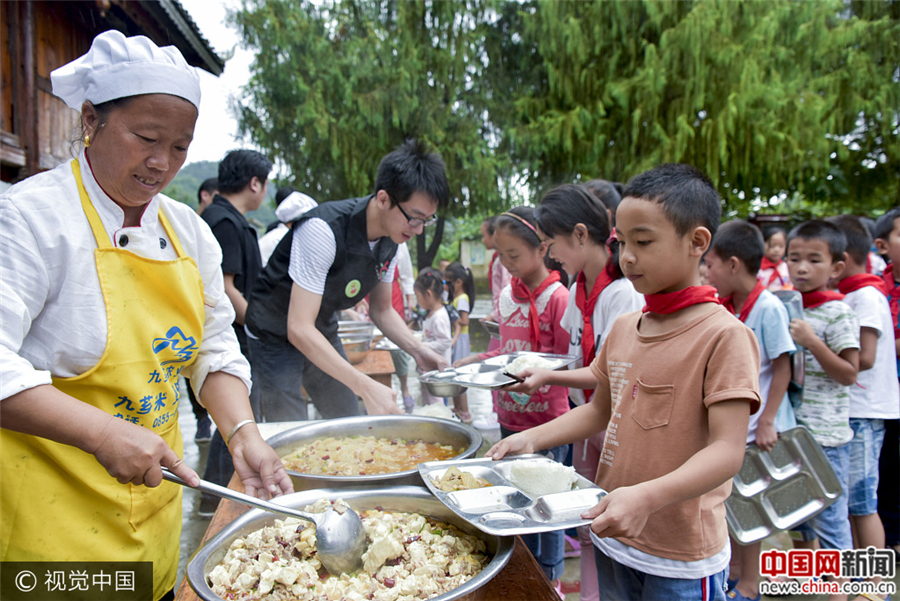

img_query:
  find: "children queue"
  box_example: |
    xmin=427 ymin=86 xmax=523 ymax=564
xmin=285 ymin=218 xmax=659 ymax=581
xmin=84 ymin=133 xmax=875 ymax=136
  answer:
xmin=418 ymin=167 xmax=898 ymax=601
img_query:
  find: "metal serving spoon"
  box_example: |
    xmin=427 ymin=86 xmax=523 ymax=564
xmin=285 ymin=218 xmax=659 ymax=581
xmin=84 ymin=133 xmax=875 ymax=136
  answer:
xmin=162 ymin=468 xmax=367 ymax=575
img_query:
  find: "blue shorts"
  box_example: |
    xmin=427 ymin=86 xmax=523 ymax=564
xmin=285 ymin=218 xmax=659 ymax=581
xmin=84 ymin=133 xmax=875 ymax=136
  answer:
xmin=593 ymin=550 xmax=728 ymax=601
xmin=790 ymin=443 xmax=852 ymax=550
xmin=848 ymin=418 xmax=885 ymax=516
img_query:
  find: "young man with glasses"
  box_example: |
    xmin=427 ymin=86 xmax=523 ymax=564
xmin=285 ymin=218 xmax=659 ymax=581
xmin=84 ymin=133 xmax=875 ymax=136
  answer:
xmin=245 ymin=140 xmax=450 ymax=419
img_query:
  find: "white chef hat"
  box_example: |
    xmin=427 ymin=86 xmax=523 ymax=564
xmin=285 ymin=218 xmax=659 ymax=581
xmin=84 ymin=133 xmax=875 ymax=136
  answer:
xmin=276 ymin=191 xmax=318 ymax=223
xmin=50 ymin=29 xmax=201 ymax=110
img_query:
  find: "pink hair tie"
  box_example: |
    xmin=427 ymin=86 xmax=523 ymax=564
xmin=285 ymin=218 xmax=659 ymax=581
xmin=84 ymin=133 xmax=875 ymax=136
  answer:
xmin=501 ymin=211 xmax=541 ymax=241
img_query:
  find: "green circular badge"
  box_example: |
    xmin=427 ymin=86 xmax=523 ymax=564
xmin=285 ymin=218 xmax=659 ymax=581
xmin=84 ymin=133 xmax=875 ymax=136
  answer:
xmin=345 ymin=279 xmax=361 ymax=298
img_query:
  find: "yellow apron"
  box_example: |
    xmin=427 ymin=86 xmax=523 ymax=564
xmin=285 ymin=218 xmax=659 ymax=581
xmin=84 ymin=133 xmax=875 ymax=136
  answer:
xmin=1 ymin=161 xmax=205 ymax=600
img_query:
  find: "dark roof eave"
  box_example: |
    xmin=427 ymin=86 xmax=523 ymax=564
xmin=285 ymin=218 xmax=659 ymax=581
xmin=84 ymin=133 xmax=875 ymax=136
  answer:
xmin=155 ymin=0 xmax=225 ymax=76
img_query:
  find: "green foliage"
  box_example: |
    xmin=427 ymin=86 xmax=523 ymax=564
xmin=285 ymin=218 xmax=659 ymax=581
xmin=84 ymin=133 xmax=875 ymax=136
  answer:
xmin=163 ymin=160 xmax=218 ymax=209
xmin=164 ymin=160 xmax=278 ymax=233
xmin=229 ymin=0 xmax=514 ymax=213
xmin=503 ymin=0 xmax=899 ymax=214
xmin=230 ymin=0 xmax=898 ymax=248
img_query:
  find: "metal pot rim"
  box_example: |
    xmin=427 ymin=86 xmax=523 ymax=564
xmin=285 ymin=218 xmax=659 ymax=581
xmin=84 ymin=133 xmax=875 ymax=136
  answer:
xmin=266 ymin=415 xmax=482 ymax=483
xmin=186 ymin=485 xmax=514 ymax=601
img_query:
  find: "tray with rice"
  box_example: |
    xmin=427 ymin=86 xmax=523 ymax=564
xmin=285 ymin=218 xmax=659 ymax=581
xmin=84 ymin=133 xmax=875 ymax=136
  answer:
xmin=419 ymin=455 xmax=607 ymax=536
xmin=422 ymin=352 xmax=578 ymax=391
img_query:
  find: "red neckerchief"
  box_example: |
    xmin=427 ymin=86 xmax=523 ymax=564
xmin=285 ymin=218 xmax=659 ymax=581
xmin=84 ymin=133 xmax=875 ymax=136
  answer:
xmin=720 ymin=281 xmax=765 ymax=323
xmin=488 ymin=252 xmax=498 ymax=293
xmin=837 ymin=273 xmax=889 ymax=296
xmin=760 ymin=256 xmax=785 ymax=287
xmin=576 ymin=269 xmax=615 ymax=368
xmin=642 ymin=285 xmax=719 ymax=315
xmin=881 ymin=263 xmax=900 ymax=338
xmin=801 ymin=290 xmax=845 ymax=310
xmin=510 ymin=271 xmax=561 ymax=348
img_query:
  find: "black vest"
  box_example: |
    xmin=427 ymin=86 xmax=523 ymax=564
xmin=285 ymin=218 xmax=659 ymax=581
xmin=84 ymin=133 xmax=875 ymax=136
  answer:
xmin=246 ymin=196 xmax=398 ymax=342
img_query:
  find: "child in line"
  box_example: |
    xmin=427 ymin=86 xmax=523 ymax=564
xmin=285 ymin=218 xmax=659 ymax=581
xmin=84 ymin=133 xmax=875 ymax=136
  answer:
xmin=455 ymin=206 xmax=571 ymax=593
xmin=444 ymin=261 xmax=475 ymax=422
xmin=860 ymin=216 xmax=887 ymax=275
xmin=414 ymin=268 xmax=453 ymax=406
xmin=480 ymin=216 xmax=511 ymax=430
xmin=489 ymin=164 xmax=761 ymax=601
xmin=523 ymin=184 xmax=643 ymax=601
xmin=829 ymin=215 xmax=899 ymax=577
xmin=874 ymin=208 xmax=900 ymax=560
xmin=784 ymin=221 xmax=859 ymax=588
xmin=582 ymin=179 xmax=624 ymax=226
xmin=758 ymin=227 xmax=792 ymax=291
xmin=705 ymin=220 xmax=797 ymax=601
xmin=481 ymin=216 xmax=512 ymax=339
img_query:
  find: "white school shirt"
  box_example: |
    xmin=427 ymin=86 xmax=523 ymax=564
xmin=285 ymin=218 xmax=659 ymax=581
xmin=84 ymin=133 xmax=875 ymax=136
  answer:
xmin=741 ymin=290 xmax=798 ymax=442
xmin=0 ymin=152 xmax=251 ymax=400
xmin=559 ymin=277 xmax=644 ymax=405
xmin=422 ymin=309 xmax=453 ymax=364
xmin=843 ymin=286 xmax=900 ymax=419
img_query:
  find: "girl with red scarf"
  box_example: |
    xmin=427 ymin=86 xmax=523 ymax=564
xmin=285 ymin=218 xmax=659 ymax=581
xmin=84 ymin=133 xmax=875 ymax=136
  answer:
xmin=757 ymin=227 xmax=793 ymax=291
xmin=453 ymin=206 xmax=570 ymax=591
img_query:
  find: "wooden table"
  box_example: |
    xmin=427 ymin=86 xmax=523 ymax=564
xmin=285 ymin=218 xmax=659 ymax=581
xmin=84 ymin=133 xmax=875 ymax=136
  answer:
xmin=352 ymin=348 xmax=395 ymax=387
xmin=175 ymin=479 xmax=561 ymax=601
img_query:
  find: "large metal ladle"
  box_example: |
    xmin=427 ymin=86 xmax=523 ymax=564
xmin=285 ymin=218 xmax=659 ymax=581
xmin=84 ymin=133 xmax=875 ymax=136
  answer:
xmin=162 ymin=468 xmax=367 ymax=575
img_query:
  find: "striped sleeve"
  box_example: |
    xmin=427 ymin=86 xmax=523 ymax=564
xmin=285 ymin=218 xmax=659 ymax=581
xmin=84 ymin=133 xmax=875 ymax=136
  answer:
xmin=288 ymin=218 xmax=337 ymax=295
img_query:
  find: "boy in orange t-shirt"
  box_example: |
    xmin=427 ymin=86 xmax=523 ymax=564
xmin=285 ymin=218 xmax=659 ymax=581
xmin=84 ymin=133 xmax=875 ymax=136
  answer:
xmin=489 ymin=164 xmax=761 ymax=601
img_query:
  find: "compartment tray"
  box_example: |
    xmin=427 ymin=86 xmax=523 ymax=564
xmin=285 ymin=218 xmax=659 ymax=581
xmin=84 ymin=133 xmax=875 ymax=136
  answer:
xmin=421 ymin=352 xmax=578 ymax=390
xmin=419 ymin=454 xmax=607 ymax=536
xmin=726 ymin=427 xmax=842 ymax=544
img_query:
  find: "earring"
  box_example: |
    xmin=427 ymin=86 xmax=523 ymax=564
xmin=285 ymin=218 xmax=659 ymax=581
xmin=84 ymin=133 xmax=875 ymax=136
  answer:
xmin=83 ymin=134 xmax=91 ymax=148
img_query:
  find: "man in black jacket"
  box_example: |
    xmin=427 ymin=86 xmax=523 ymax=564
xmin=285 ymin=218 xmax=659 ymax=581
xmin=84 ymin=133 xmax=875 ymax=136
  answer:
xmin=246 ymin=140 xmax=449 ymax=420
xmin=202 ymin=149 xmax=271 ymax=355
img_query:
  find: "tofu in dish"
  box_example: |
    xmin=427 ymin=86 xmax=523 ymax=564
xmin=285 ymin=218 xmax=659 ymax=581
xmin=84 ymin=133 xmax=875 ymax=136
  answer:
xmin=208 ymin=499 xmax=491 ymax=601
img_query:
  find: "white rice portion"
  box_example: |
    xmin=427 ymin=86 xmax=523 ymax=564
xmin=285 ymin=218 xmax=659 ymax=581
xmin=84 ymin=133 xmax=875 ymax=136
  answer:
xmin=505 ymin=354 xmax=556 ymax=375
xmin=508 ymin=459 xmax=577 ymax=497
xmin=207 ymin=499 xmax=489 ymax=601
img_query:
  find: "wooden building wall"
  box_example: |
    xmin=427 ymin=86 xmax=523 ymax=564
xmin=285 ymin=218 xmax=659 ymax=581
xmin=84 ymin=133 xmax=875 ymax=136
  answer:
xmin=2 ymin=2 xmax=100 ymax=183
xmin=1 ymin=0 xmax=221 ymax=185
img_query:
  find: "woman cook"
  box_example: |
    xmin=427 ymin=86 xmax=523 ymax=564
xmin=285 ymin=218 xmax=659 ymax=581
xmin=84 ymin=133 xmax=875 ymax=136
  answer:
xmin=0 ymin=30 xmax=292 ymax=600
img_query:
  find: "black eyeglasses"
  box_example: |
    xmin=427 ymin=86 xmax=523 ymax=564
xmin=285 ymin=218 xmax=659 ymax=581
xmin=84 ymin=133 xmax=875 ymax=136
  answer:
xmin=395 ymin=201 xmax=438 ymax=227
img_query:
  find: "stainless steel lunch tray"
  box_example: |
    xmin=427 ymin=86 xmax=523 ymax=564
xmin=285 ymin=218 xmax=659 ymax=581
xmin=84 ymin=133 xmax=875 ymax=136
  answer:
xmin=421 ymin=352 xmax=578 ymax=390
xmin=187 ymin=486 xmax=514 ymax=601
xmin=418 ymin=455 xmax=607 ymax=536
xmin=483 ymin=320 xmax=501 ymax=339
xmin=726 ymin=427 xmax=842 ymax=544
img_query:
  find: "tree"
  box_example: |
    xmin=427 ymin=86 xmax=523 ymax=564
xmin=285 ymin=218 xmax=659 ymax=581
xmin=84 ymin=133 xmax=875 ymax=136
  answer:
xmin=230 ymin=0 xmax=898 ymax=246
xmin=229 ymin=0 xmax=516 ymax=268
xmin=499 ymin=0 xmax=898 ymax=213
